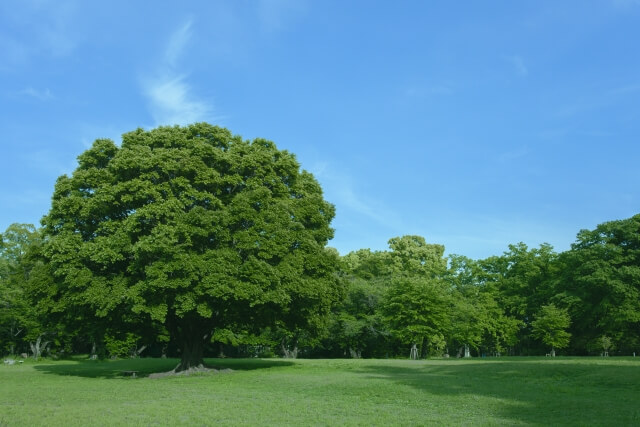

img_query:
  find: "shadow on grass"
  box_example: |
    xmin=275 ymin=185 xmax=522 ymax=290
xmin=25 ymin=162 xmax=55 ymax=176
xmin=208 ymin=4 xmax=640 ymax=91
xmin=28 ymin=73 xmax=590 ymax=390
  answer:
xmin=33 ymin=357 xmax=294 ymax=379
xmin=354 ymin=358 xmax=640 ymax=425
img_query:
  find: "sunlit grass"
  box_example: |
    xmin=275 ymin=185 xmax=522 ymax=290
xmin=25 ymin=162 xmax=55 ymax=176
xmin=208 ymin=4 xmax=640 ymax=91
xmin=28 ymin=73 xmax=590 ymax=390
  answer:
xmin=1 ymin=357 xmax=639 ymax=425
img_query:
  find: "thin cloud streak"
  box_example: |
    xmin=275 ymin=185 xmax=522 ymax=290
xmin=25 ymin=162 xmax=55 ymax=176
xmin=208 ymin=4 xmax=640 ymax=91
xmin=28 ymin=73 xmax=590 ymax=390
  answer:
xmin=144 ymin=75 xmax=211 ymax=126
xmin=164 ymin=20 xmax=193 ymax=68
xmin=21 ymin=87 xmax=53 ymax=100
xmin=142 ymin=19 xmax=215 ymax=126
xmin=311 ymin=162 xmax=404 ymax=231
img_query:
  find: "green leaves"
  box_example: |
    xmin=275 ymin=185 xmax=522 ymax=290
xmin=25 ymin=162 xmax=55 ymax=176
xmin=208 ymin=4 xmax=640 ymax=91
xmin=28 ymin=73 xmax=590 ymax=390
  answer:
xmin=556 ymin=214 xmax=640 ymax=351
xmin=39 ymin=123 xmax=341 ymax=362
xmin=381 ymin=276 xmax=450 ymax=346
xmin=0 ymin=224 xmax=45 ymax=352
xmin=531 ymin=304 xmax=571 ymax=352
xmin=388 ymin=235 xmax=446 ymax=277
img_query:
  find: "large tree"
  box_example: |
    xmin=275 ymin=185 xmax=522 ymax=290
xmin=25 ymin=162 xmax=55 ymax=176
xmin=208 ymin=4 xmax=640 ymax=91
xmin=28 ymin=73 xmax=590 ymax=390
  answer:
xmin=40 ymin=123 xmax=341 ymax=370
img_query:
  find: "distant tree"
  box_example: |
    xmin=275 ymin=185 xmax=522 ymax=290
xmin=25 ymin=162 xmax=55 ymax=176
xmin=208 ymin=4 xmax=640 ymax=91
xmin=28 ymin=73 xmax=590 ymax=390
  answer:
xmin=39 ymin=123 xmax=341 ymax=371
xmin=328 ymin=277 xmax=389 ymax=358
xmin=341 ymin=248 xmax=391 ymax=280
xmin=446 ymin=255 xmax=520 ymax=357
xmin=0 ymin=224 xmax=42 ymax=355
xmin=531 ymin=304 xmax=571 ymax=356
xmin=322 ymin=249 xmax=393 ymax=358
xmin=479 ymin=243 xmax=559 ymax=354
xmin=387 ymin=235 xmax=447 ymax=278
xmin=376 ymin=236 xmax=451 ymax=359
xmin=382 ymin=276 xmax=450 ymax=359
xmin=557 ymin=214 xmax=640 ymax=353
xmin=599 ymin=335 xmax=613 ymax=356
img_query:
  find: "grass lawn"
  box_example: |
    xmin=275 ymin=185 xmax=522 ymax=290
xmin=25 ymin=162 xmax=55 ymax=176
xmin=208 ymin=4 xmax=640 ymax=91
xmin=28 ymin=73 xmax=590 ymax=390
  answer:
xmin=1 ymin=356 xmax=639 ymax=425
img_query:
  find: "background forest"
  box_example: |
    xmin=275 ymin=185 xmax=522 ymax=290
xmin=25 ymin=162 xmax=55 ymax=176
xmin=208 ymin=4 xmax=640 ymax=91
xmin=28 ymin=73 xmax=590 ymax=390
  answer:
xmin=3 ymin=211 xmax=638 ymax=360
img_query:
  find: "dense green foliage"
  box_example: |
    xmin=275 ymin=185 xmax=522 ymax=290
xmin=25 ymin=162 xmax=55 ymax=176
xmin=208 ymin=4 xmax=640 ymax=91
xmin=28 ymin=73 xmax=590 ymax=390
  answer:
xmin=2 ymin=357 xmax=639 ymax=425
xmin=0 ymin=224 xmax=43 ymax=355
xmin=531 ymin=304 xmax=571 ymax=356
xmin=4 ymin=124 xmax=341 ymax=368
xmin=0 ymin=122 xmax=638 ymax=360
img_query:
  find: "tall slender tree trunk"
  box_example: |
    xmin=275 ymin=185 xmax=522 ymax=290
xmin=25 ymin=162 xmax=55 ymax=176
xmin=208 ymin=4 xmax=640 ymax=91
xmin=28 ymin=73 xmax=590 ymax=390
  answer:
xmin=409 ymin=343 xmax=418 ymax=360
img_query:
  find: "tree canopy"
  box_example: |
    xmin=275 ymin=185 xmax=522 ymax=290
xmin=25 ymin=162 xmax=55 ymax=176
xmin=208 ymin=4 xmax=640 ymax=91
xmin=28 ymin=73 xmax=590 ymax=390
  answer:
xmin=531 ymin=304 xmax=571 ymax=356
xmin=0 ymin=224 xmax=42 ymax=354
xmin=38 ymin=123 xmax=342 ymax=370
xmin=557 ymin=214 xmax=640 ymax=352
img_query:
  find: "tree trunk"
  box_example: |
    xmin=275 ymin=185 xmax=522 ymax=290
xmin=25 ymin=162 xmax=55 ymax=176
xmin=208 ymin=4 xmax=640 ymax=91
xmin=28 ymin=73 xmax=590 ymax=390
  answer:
xmin=281 ymin=343 xmax=298 ymax=358
xmin=280 ymin=336 xmax=299 ymax=358
xmin=30 ymin=335 xmax=50 ymax=361
xmin=464 ymin=344 xmax=471 ymax=358
xmin=175 ymin=335 xmax=206 ymax=372
xmin=409 ymin=343 xmax=418 ymax=360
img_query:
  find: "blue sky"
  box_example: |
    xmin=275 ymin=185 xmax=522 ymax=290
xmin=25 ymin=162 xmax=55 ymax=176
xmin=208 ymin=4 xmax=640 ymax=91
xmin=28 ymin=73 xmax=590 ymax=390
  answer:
xmin=1 ymin=0 xmax=639 ymax=259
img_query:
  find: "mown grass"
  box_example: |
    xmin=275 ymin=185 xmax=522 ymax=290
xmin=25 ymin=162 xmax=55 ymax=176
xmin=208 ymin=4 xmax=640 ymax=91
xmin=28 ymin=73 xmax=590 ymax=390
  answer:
xmin=1 ymin=356 xmax=639 ymax=425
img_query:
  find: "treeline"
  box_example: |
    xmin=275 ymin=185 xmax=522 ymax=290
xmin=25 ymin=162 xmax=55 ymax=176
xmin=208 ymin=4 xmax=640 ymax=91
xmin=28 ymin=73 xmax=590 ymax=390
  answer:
xmin=2 ymin=214 xmax=638 ymax=359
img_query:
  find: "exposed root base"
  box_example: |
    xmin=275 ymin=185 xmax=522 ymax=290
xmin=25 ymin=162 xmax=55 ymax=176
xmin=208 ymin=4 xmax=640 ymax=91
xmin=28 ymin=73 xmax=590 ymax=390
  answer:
xmin=148 ymin=365 xmax=232 ymax=379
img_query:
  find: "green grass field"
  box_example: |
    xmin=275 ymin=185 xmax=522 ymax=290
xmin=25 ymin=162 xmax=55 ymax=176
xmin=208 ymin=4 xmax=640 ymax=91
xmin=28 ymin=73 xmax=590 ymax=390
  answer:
xmin=1 ymin=357 xmax=639 ymax=426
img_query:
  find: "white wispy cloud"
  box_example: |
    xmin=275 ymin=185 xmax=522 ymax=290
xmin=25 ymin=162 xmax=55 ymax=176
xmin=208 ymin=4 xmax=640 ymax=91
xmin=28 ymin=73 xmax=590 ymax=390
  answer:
xmin=142 ymin=19 xmax=215 ymax=126
xmin=21 ymin=87 xmax=53 ymax=100
xmin=164 ymin=20 xmax=193 ymax=68
xmin=504 ymin=55 xmax=528 ymax=76
xmin=144 ymin=75 xmax=211 ymax=126
xmin=310 ymin=162 xmax=404 ymax=230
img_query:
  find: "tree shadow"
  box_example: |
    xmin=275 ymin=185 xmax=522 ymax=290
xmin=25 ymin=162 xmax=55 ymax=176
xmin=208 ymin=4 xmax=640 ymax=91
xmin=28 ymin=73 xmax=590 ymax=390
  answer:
xmin=354 ymin=358 xmax=640 ymax=425
xmin=33 ymin=357 xmax=294 ymax=379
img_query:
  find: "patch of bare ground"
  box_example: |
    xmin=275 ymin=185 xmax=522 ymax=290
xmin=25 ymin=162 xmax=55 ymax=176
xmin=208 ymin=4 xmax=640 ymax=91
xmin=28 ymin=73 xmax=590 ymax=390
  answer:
xmin=148 ymin=365 xmax=233 ymax=379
